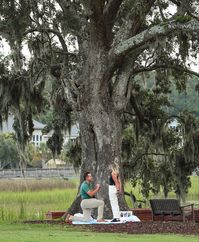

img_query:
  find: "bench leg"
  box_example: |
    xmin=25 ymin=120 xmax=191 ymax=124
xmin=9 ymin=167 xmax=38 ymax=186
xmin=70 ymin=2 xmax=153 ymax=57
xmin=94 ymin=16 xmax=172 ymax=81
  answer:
xmin=192 ymin=206 xmax=195 ymax=223
xmin=183 ymin=214 xmax=185 ymax=222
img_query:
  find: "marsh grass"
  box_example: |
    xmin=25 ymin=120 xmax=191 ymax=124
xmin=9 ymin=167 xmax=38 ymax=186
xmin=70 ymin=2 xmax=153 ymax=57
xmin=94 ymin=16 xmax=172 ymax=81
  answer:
xmin=0 ymin=179 xmax=78 ymax=221
xmin=0 ymin=188 xmax=77 ymax=221
xmin=0 ymin=178 xmax=77 ymax=192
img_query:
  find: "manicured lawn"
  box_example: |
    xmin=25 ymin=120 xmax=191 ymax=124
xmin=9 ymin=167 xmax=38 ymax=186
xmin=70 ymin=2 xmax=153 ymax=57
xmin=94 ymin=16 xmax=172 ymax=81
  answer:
xmin=0 ymin=223 xmax=198 ymax=242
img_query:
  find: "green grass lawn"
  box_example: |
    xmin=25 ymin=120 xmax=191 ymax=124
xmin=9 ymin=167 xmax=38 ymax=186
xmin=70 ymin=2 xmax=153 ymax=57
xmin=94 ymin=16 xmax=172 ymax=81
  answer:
xmin=0 ymin=223 xmax=198 ymax=242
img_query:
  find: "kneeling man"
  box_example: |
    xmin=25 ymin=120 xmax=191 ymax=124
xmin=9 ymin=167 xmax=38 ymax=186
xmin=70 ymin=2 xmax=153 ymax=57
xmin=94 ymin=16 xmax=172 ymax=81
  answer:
xmin=69 ymin=172 xmax=105 ymax=222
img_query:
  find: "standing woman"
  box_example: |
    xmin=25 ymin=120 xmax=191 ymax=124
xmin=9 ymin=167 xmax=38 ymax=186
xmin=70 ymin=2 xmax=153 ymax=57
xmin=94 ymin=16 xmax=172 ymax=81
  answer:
xmin=108 ymin=162 xmax=122 ymax=222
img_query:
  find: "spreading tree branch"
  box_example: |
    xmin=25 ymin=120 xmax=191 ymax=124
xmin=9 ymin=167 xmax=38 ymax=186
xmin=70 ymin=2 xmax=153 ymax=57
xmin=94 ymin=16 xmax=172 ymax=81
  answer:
xmin=114 ymin=20 xmax=199 ymax=56
xmin=112 ymin=0 xmax=156 ymax=48
xmin=24 ymin=28 xmax=68 ymax=52
xmin=110 ymin=0 xmax=155 ymax=109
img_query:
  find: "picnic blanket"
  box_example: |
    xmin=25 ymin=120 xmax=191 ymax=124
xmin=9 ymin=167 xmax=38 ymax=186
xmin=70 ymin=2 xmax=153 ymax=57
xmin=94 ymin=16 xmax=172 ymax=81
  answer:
xmin=72 ymin=213 xmax=141 ymax=224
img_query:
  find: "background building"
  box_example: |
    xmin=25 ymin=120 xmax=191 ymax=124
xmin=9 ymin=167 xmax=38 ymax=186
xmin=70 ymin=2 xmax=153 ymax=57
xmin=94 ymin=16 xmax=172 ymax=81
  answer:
xmin=0 ymin=115 xmax=79 ymax=147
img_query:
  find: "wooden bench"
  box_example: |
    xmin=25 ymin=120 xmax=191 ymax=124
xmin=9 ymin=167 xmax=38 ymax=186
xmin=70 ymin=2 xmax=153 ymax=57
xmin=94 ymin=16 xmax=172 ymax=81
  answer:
xmin=150 ymin=199 xmax=195 ymax=222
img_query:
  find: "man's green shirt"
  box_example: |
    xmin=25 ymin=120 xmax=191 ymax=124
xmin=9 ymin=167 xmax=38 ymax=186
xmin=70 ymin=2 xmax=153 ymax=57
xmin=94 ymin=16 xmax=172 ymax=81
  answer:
xmin=80 ymin=181 xmax=93 ymax=199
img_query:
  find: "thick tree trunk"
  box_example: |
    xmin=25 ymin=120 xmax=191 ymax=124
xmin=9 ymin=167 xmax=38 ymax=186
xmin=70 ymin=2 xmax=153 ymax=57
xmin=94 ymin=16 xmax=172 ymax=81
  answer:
xmin=67 ymin=28 xmax=129 ymax=218
xmin=68 ymin=102 xmax=128 ymax=218
xmin=67 ymin=112 xmax=99 ymax=215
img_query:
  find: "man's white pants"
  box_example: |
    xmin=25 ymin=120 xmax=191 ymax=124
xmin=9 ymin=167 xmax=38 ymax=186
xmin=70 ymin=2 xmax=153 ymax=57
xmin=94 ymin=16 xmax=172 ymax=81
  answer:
xmin=72 ymin=198 xmax=104 ymax=222
xmin=108 ymin=185 xmax=120 ymax=219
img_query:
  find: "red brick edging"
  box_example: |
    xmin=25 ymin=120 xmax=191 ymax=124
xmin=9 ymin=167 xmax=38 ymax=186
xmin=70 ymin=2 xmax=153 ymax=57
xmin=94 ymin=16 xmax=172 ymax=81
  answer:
xmin=46 ymin=208 xmax=199 ymax=222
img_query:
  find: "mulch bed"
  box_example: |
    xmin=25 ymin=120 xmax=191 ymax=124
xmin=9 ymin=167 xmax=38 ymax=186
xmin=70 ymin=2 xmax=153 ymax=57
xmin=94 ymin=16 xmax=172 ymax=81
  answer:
xmin=88 ymin=222 xmax=199 ymax=235
xmin=24 ymin=220 xmax=199 ymax=235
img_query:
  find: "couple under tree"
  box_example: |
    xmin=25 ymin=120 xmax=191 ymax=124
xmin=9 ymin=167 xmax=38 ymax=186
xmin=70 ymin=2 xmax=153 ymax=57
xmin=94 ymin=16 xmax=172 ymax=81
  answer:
xmin=66 ymin=163 xmax=121 ymax=223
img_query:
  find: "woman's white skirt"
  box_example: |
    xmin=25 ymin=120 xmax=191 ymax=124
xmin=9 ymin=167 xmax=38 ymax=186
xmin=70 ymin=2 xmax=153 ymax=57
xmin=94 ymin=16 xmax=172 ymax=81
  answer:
xmin=108 ymin=185 xmax=120 ymax=218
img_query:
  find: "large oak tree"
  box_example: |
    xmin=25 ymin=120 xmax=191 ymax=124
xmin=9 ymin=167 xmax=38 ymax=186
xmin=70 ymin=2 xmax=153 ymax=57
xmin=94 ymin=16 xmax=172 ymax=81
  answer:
xmin=0 ymin=0 xmax=199 ymax=216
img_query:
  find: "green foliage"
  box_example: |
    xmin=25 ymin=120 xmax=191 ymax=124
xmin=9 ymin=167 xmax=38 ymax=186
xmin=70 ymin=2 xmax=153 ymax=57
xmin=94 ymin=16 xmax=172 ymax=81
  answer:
xmin=175 ymin=15 xmax=192 ymax=23
xmin=35 ymin=110 xmax=54 ymax=127
xmin=169 ymin=77 xmax=199 ymax=116
xmin=61 ymin=140 xmax=81 ymax=172
xmin=122 ymin=109 xmax=199 ymax=201
xmin=0 ymin=51 xmax=46 ymax=173
xmin=122 ymin=71 xmax=199 ymax=201
xmin=43 ymin=108 xmax=72 ymax=157
xmin=0 ymin=133 xmax=19 ymax=169
xmin=28 ymin=143 xmax=52 ymax=168
xmin=47 ymin=129 xmax=64 ymax=157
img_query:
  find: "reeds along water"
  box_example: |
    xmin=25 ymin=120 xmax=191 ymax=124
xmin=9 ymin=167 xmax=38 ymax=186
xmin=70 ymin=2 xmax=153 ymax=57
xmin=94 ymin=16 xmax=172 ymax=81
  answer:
xmin=0 ymin=178 xmax=78 ymax=221
xmin=0 ymin=178 xmax=77 ymax=192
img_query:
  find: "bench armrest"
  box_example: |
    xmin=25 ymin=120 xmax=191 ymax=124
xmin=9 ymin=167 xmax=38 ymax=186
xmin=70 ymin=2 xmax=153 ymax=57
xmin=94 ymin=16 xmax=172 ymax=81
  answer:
xmin=180 ymin=204 xmax=194 ymax=209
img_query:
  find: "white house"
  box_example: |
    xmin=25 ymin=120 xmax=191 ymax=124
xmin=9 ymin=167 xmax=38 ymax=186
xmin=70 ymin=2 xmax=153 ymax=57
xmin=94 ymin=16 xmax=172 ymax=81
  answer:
xmin=31 ymin=120 xmax=46 ymax=146
xmin=63 ymin=124 xmax=79 ymax=144
xmin=42 ymin=123 xmax=79 ymax=145
xmin=0 ymin=115 xmax=79 ymax=147
xmin=0 ymin=115 xmax=46 ymax=147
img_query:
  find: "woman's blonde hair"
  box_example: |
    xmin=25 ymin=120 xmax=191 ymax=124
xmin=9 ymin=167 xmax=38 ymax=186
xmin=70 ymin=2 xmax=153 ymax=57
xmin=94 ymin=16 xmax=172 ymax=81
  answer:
xmin=109 ymin=161 xmax=119 ymax=173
